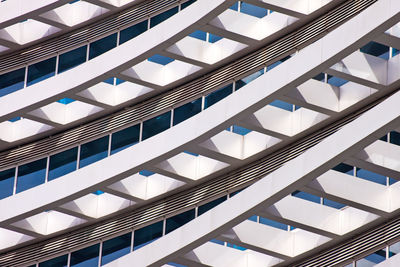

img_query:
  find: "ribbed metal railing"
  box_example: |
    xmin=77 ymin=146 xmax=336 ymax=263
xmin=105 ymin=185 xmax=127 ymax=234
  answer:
xmin=0 ymin=0 xmax=377 ymax=171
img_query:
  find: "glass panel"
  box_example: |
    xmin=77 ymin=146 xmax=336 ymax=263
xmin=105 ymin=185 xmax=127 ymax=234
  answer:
xmin=139 ymin=170 xmax=155 ymax=176
xmin=390 ymin=131 xmax=400 ymax=146
xmin=173 ymin=99 xmax=201 ymax=125
xmin=188 ymin=30 xmax=207 ymax=41
xmin=150 ymin=6 xmax=179 ymax=28
xmin=259 ymin=217 xmax=288 ymax=231
xmin=89 ymin=33 xmax=117 ymax=60
xmin=235 ymin=69 xmax=264 ymax=90
xmin=0 ymin=168 xmax=15 ymax=199
xmin=356 ymin=248 xmax=386 ymax=266
xmin=323 ymin=198 xmax=346 ymax=209
xmin=181 ymin=0 xmax=196 ymax=9
xmin=208 ymin=33 xmax=222 ymax=43
xmin=0 ymin=67 xmax=25 ymax=97
xmin=229 ymin=2 xmax=239 ymax=11
xmin=70 ymin=244 xmax=100 ymax=267
xmin=313 ymin=73 xmax=325 ymax=82
xmin=111 ymin=125 xmax=140 ymax=155
xmin=142 ymin=111 xmax=171 ymax=141
xmin=39 ymin=254 xmax=68 ymax=267
xmin=240 ymin=2 xmax=268 ymax=18
xmin=48 ymin=147 xmax=78 ymax=181
xmin=267 ymin=56 xmax=291 ymax=71
xmin=198 ymin=196 xmax=227 ymax=216
xmin=134 ymin=221 xmax=163 ymax=250
xmin=16 ymin=158 xmax=47 ymax=193
xmin=356 ymin=168 xmax=387 ymax=185
xmin=204 ymin=84 xmax=232 ymax=109
xmin=227 ymin=242 xmax=247 ymax=251
xmin=101 ymin=232 xmax=132 ymax=265
xmin=79 ymin=136 xmax=109 ymax=168
xmin=166 ymin=209 xmax=195 ymax=234
xmin=248 ymin=215 xmax=257 ymax=222
xmin=210 ymin=239 xmax=224 ymax=245
xmin=119 ymin=20 xmax=148 ymax=45
xmin=360 ymin=41 xmax=390 ymax=60
xmin=393 ymin=48 xmax=400 ymax=57
xmin=333 ymin=163 xmax=354 ymax=175
xmin=27 ymin=57 xmax=56 ymax=86
xmin=148 ymin=54 xmax=174 ymax=65
xmin=232 ymin=125 xmax=252 ymax=135
xmin=291 ymin=190 xmax=320 ymax=204
xmin=58 ymin=46 xmax=87 ymax=73
xmin=269 ymin=100 xmax=293 ymax=111
xmin=389 ymin=240 xmax=400 ymax=257
xmin=327 ymin=75 xmax=348 ymax=87
xmin=57 ymin=98 xmax=75 ymax=104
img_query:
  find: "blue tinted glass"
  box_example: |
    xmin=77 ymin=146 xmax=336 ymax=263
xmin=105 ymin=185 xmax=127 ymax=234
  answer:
xmin=248 ymin=215 xmax=257 ymax=222
xmin=48 ymin=147 xmax=78 ymax=181
xmin=119 ymin=20 xmax=148 ymax=45
xmin=89 ymin=33 xmax=117 ymax=59
xmin=198 ymin=196 xmax=227 ymax=216
xmin=360 ymin=249 xmax=386 ymax=265
xmin=235 ymin=69 xmax=264 ymax=90
xmin=58 ymin=46 xmax=87 ymax=73
xmin=356 ymin=168 xmax=387 ymax=185
xmin=227 ymin=243 xmax=247 ymax=251
xmin=27 ymin=57 xmax=56 ymax=86
xmin=148 ymin=54 xmax=175 ymax=65
xmin=79 ymin=136 xmax=109 ymax=168
xmin=229 ymin=188 xmax=245 ymax=197
xmin=323 ymin=198 xmax=346 ymax=209
xmin=8 ymin=117 xmax=21 ymax=122
xmin=142 ymin=111 xmax=171 ymax=140
xmin=39 ymin=254 xmax=68 ymax=267
xmin=229 ymin=2 xmax=239 ymax=11
xmin=168 ymin=263 xmax=187 ymax=267
xmin=204 ymin=84 xmax=232 ymax=109
xmin=150 ymin=6 xmax=179 ymax=28
xmin=57 ymin=98 xmax=75 ymax=104
xmin=393 ymin=48 xmax=400 ymax=57
xmin=380 ymin=134 xmax=388 ymax=142
xmin=267 ymin=56 xmax=291 ymax=71
xmin=139 ymin=170 xmax=155 ymax=176
xmin=116 ymin=78 xmax=125 ymax=85
xmin=111 ymin=124 xmax=140 ymax=154
xmin=208 ymin=33 xmax=222 ymax=43
xmin=313 ymin=73 xmax=325 ymax=81
xmin=210 ymin=239 xmax=224 ymax=245
xmin=232 ymin=125 xmax=251 ymax=135
xmin=101 ymin=232 xmax=131 ymax=265
xmin=103 ymin=77 xmax=114 ymax=85
xmin=0 ymin=168 xmax=15 ymax=199
xmin=93 ymin=190 xmax=104 ymax=195
xmin=327 ymin=75 xmax=348 ymax=87
xmin=70 ymin=244 xmax=100 ymax=267
xmin=16 ymin=158 xmax=47 ymax=193
xmin=183 ymin=151 xmax=198 ymax=157
xmin=269 ymin=100 xmax=292 ymax=111
xmin=390 ymin=131 xmax=400 ymax=146
xmin=259 ymin=217 xmax=288 ymax=230
xmin=134 ymin=221 xmax=163 ymax=249
xmin=188 ymin=30 xmax=207 ymax=41
xmin=181 ymin=0 xmax=196 ymax=9
xmin=240 ymin=2 xmax=268 ymax=18
xmin=166 ymin=209 xmax=195 ymax=234
xmin=0 ymin=67 xmax=25 ymax=97
xmin=360 ymin=42 xmax=390 ymax=60
xmin=173 ymin=99 xmax=201 ymax=125
xmin=333 ymin=163 xmax=353 ymax=175
xmin=389 ymin=177 xmax=397 ymax=185
xmin=292 ymin=190 xmax=320 ymax=204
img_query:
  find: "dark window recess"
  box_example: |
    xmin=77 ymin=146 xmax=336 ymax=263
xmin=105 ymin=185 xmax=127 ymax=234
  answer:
xmin=166 ymin=209 xmax=195 ymax=234
xmin=111 ymin=124 xmax=140 ymax=154
xmin=142 ymin=111 xmax=171 ymax=140
xmin=173 ymin=98 xmax=202 ymax=125
xmin=16 ymin=158 xmax=47 ymax=193
xmin=58 ymin=46 xmax=87 ymax=73
xmin=181 ymin=0 xmax=196 ymax=9
xmin=150 ymin=6 xmax=179 ymax=28
xmin=101 ymin=232 xmax=132 ymax=265
xmin=70 ymin=244 xmax=100 ymax=267
xmin=360 ymin=41 xmax=390 ymax=60
xmin=0 ymin=67 xmax=25 ymax=97
xmin=323 ymin=198 xmax=346 ymax=209
xmin=240 ymin=2 xmax=268 ymax=18
xmin=0 ymin=168 xmax=15 ymax=199
xmin=79 ymin=136 xmax=109 ymax=168
xmin=188 ymin=30 xmax=207 ymax=41
xmin=39 ymin=254 xmax=68 ymax=267
xmin=27 ymin=57 xmax=56 ymax=86
xmin=333 ymin=163 xmax=353 ymax=175
xmin=269 ymin=100 xmax=293 ymax=111
xmin=291 ymin=190 xmax=320 ymax=204
xmin=48 ymin=147 xmax=78 ymax=181
xmin=259 ymin=217 xmax=288 ymax=231
xmin=390 ymin=131 xmax=400 ymax=146
xmin=89 ymin=33 xmax=117 ymax=59
xmin=356 ymin=168 xmax=387 ymax=185
xmin=119 ymin=20 xmax=148 ymax=45
xmin=198 ymin=196 xmax=227 ymax=216
xmin=134 ymin=221 xmax=163 ymax=249
xmin=204 ymin=84 xmax=232 ymax=109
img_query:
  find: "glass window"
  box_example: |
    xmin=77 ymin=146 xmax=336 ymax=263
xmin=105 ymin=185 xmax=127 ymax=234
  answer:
xmin=390 ymin=131 xmax=400 ymax=146
xmin=148 ymin=54 xmax=174 ymax=65
xmin=389 ymin=240 xmax=400 ymax=257
xmin=173 ymin=99 xmax=201 ymax=125
xmin=27 ymin=57 xmax=56 ymax=86
xmin=166 ymin=209 xmax=195 ymax=234
xmin=139 ymin=170 xmax=155 ymax=176
xmin=227 ymin=242 xmax=247 ymax=251
xmin=269 ymin=100 xmax=293 ymax=111
xmin=333 ymin=163 xmax=354 ymax=175
xmin=232 ymin=125 xmax=251 ymax=135
xmin=323 ymin=198 xmax=346 ymax=209
xmin=267 ymin=56 xmax=290 ymax=71
xmin=134 ymin=221 xmax=163 ymax=250
xmin=150 ymin=7 xmax=179 ymax=28
xmin=57 ymin=98 xmax=75 ymax=104
xmin=181 ymin=0 xmax=196 ymax=9
xmin=248 ymin=215 xmax=257 ymax=222
xmin=327 ymin=75 xmax=348 ymax=87
xmin=0 ymin=67 xmax=25 ymax=97
xmin=259 ymin=217 xmax=288 ymax=231
xmin=119 ymin=20 xmax=148 ymax=45
xmin=48 ymin=147 xmax=78 ymax=181
xmin=198 ymin=196 xmax=227 ymax=216
xmin=142 ymin=111 xmax=171 ymax=141
xmin=208 ymin=33 xmax=222 ymax=43
xmin=210 ymin=239 xmax=224 ymax=245
xmin=70 ymin=244 xmax=100 ymax=267
xmin=204 ymin=84 xmax=232 ymax=109
xmin=235 ymin=69 xmax=264 ymax=90
xmin=229 ymin=2 xmax=239 ymax=11
xmin=39 ymin=254 xmax=68 ymax=267
xmin=240 ymin=2 xmax=268 ymax=18
xmin=356 ymin=168 xmax=387 ymax=185
xmin=101 ymin=232 xmax=132 ymax=265
xmin=360 ymin=41 xmax=390 ymax=60
xmin=393 ymin=48 xmax=400 ymax=57
xmin=79 ymin=136 xmax=109 ymax=168
xmin=356 ymin=248 xmax=386 ymax=266
xmin=89 ymin=33 xmax=117 ymax=60
xmin=58 ymin=46 xmax=87 ymax=74
xmin=292 ymin=190 xmax=320 ymax=204
xmin=188 ymin=30 xmax=207 ymax=41
xmin=111 ymin=125 xmax=140 ymax=155
xmin=16 ymin=158 xmax=47 ymax=193
xmin=0 ymin=168 xmax=15 ymax=199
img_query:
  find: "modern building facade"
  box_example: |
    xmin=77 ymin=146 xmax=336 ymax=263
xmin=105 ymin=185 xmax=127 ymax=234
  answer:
xmin=0 ymin=0 xmax=400 ymax=266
